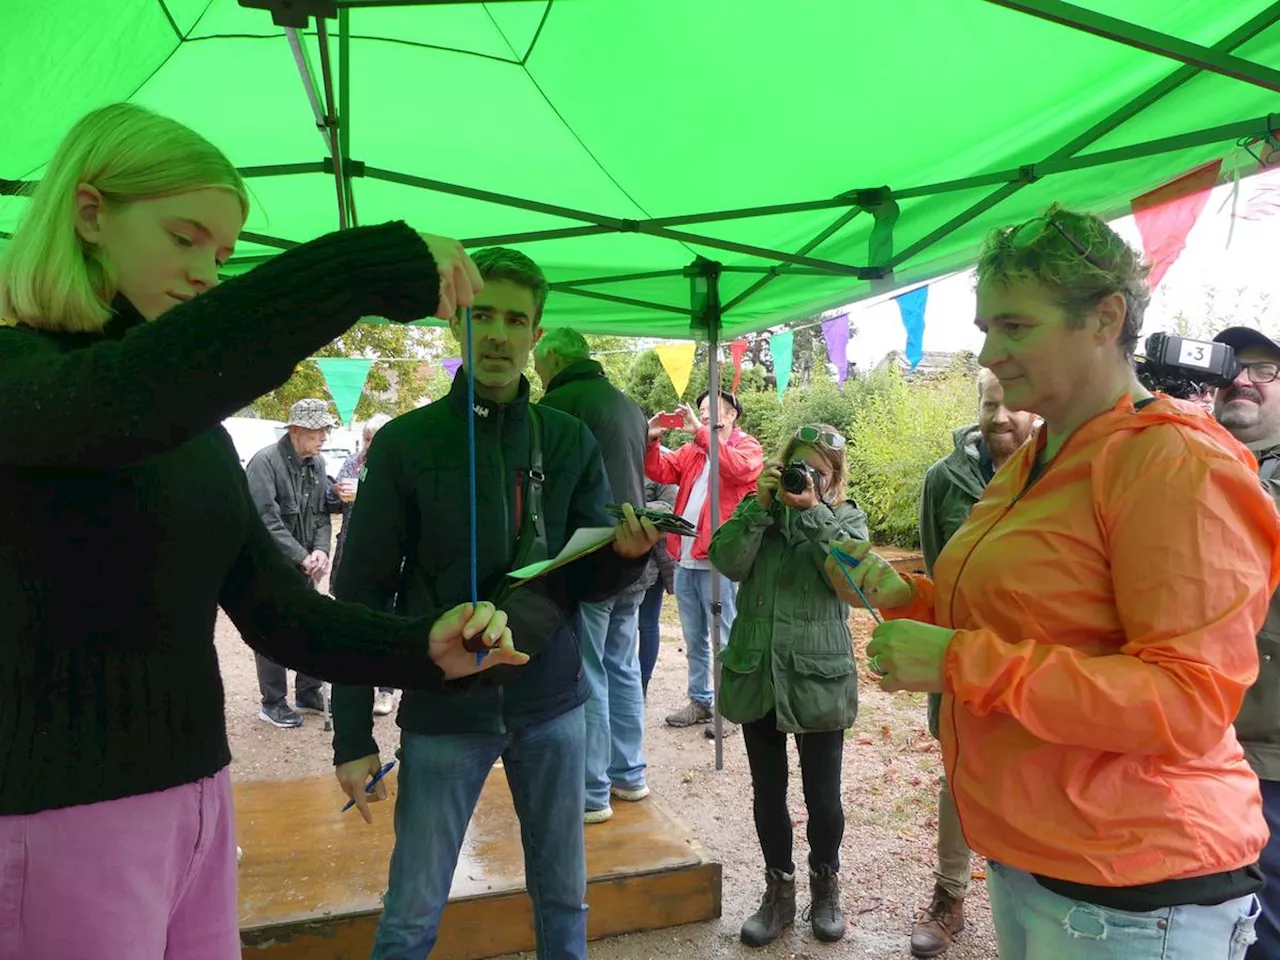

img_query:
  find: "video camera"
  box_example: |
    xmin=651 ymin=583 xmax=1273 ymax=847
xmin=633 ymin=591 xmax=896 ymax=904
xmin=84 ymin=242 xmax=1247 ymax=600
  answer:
xmin=1134 ymin=332 xmax=1242 ymax=399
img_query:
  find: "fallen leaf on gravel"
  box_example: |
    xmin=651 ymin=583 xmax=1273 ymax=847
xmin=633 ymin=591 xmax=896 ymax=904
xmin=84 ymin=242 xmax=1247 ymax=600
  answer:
xmin=855 ymin=736 xmax=874 ymax=745
xmin=856 ymin=897 xmax=883 ymax=914
xmin=897 ymin=830 xmax=917 ymax=841
xmin=880 ymin=724 xmax=892 ymax=742
xmin=972 ymin=869 xmax=987 ymax=880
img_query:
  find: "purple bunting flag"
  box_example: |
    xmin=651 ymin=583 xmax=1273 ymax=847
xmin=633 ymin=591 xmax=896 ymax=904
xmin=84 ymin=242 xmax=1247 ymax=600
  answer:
xmin=821 ymin=313 xmax=851 ymax=390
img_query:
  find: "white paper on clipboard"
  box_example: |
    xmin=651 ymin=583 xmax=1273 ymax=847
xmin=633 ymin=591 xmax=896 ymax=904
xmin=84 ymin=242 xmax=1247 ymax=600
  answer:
xmin=507 ymin=527 xmax=617 ymax=583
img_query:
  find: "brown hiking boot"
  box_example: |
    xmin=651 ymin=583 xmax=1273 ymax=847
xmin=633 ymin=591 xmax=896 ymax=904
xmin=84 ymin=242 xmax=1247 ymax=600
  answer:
xmin=805 ymin=865 xmax=845 ymax=942
xmin=740 ymin=868 xmax=796 ymax=947
xmin=910 ymin=884 xmax=965 ymax=957
xmin=665 ymin=700 xmax=713 ymax=727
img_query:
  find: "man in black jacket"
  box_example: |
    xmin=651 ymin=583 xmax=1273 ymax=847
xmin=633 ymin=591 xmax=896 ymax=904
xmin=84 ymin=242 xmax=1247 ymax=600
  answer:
xmin=536 ymin=328 xmax=652 ymax=823
xmin=332 ymin=249 xmax=658 ymax=960
xmin=245 ymin=398 xmax=335 ymax=728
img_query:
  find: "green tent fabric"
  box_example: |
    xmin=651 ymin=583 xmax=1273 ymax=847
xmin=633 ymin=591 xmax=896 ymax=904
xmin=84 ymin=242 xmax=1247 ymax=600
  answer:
xmin=3 ymin=0 xmax=1280 ymax=340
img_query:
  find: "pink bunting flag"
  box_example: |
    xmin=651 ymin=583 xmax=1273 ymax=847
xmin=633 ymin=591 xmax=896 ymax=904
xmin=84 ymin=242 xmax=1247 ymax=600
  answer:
xmin=821 ymin=314 xmax=851 ymax=390
xmin=729 ymin=340 xmax=749 ymax=391
xmin=1132 ymin=160 xmax=1222 ymax=289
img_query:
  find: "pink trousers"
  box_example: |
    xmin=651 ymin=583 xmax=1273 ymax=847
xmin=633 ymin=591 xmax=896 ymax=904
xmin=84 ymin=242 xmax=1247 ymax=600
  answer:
xmin=0 ymin=766 xmax=238 ymax=960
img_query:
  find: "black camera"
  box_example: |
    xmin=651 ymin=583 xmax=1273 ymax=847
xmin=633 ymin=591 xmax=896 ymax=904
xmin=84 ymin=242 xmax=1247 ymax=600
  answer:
xmin=781 ymin=461 xmax=824 ymax=497
xmin=1135 ymin=332 xmax=1242 ymax=399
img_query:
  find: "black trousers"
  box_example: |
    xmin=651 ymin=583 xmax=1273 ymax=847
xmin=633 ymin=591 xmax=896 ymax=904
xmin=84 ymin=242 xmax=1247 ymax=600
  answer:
xmin=742 ymin=711 xmax=846 ymax=874
xmin=256 ymin=654 xmax=322 ymax=707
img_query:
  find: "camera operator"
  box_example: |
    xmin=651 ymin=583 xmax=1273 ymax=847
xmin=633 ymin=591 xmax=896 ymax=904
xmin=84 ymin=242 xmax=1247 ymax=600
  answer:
xmin=708 ymin=425 xmax=867 ymax=947
xmin=1213 ymin=325 xmax=1280 ymax=960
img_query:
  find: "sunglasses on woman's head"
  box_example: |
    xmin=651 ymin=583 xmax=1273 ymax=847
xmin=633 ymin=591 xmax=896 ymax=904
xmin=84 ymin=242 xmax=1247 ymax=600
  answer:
xmin=1008 ymin=214 xmax=1110 ymax=271
xmin=795 ymin=425 xmax=845 ymax=450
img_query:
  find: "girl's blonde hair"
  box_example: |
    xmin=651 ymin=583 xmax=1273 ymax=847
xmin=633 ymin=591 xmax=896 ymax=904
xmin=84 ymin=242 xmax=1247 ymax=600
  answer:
xmin=779 ymin=423 xmax=849 ymax=504
xmin=0 ymin=103 xmax=248 ymax=333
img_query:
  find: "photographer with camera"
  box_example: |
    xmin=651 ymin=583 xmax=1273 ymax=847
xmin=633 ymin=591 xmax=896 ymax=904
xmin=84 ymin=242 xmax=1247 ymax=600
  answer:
xmin=825 ymin=205 xmax=1279 ymax=959
xmin=1213 ymin=325 xmax=1280 ymax=959
xmin=646 ymin=390 xmax=764 ymax=735
xmin=708 ymin=425 xmax=867 ymax=947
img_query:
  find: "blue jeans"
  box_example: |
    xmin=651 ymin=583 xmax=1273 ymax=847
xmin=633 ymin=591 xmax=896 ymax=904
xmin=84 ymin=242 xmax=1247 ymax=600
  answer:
xmin=372 ymin=707 xmax=588 ymax=960
xmin=637 ymin=580 xmax=665 ymax=692
xmin=577 ymin=590 xmax=646 ymax=811
xmin=674 ymin=567 xmax=737 ymax=708
xmin=1248 ymin=778 xmax=1280 ymax=959
xmin=986 ymin=860 xmax=1259 ymax=960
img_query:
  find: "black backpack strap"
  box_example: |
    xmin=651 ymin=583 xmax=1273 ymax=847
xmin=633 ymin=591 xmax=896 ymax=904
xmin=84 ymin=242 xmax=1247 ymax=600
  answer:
xmin=524 ymin=406 xmax=549 ymax=565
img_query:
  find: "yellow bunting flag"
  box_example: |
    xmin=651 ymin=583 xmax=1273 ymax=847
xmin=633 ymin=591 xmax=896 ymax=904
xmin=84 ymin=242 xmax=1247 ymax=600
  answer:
xmin=654 ymin=343 xmax=696 ymax=398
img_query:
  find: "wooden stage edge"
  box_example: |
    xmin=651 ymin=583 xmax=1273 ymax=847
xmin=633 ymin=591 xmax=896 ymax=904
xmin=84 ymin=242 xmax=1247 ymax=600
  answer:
xmin=236 ymin=766 xmax=722 ymax=960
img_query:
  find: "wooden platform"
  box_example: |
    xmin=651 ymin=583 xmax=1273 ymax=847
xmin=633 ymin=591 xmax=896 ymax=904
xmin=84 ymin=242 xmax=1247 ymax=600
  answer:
xmin=236 ymin=765 xmax=721 ymax=959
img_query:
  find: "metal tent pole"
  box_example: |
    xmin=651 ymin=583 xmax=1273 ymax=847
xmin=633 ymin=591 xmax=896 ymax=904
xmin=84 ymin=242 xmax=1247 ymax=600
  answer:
xmin=690 ymin=258 xmax=726 ymax=771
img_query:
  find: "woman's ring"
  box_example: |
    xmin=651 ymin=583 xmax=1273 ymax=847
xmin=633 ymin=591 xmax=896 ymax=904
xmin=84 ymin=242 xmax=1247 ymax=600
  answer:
xmin=869 ymin=655 xmax=887 ymax=677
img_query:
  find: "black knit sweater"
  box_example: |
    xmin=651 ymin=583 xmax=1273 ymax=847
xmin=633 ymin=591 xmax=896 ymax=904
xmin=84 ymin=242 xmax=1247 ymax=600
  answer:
xmin=0 ymin=222 xmax=452 ymax=814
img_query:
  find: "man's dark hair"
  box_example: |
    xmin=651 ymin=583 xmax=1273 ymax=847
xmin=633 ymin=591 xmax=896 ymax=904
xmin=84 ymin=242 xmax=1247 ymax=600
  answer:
xmin=471 ymin=246 xmax=550 ymax=324
xmin=697 ymin=388 xmax=743 ymax=419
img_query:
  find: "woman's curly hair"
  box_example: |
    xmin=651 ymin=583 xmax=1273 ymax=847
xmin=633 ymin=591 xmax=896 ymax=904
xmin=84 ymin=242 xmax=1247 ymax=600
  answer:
xmin=976 ymin=203 xmax=1151 ymax=358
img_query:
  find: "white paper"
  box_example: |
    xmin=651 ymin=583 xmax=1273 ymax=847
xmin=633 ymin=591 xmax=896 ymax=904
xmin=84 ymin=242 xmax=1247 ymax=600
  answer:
xmin=508 ymin=527 xmax=617 ymax=582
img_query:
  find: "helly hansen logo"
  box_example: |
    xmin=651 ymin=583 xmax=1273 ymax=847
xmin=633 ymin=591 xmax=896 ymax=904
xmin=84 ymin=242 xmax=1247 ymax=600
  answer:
xmin=473 ymin=404 xmax=490 ymax=418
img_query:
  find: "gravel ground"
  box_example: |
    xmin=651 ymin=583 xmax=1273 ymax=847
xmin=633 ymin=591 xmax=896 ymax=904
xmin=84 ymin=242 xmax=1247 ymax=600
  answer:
xmin=218 ymin=576 xmax=997 ymax=959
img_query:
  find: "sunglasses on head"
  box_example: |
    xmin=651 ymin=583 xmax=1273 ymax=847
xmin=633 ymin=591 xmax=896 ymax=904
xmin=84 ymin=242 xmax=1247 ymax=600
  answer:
xmin=795 ymin=425 xmax=845 ymax=450
xmin=1007 ymin=214 xmax=1110 ymax=271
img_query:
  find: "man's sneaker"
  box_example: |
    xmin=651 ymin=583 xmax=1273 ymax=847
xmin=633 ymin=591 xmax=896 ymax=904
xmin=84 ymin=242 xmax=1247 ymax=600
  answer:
xmin=294 ymin=692 xmax=325 ymax=714
xmin=259 ymin=702 xmax=302 ymax=728
xmin=584 ymin=806 xmax=614 ymax=824
xmin=611 ymin=784 xmax=650 ymax=802
xmin=373 ymin=690 xmax=396 ymax=717
xmin=705 ymin=720 xmax=740 ymax=739
xmin=665 ymin=701 xmax=713 ymax=727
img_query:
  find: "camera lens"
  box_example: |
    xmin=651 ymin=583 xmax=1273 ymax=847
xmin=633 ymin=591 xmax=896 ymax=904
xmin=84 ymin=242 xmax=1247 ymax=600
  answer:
xmin=780 ymin=464 xmax=808 ymax=494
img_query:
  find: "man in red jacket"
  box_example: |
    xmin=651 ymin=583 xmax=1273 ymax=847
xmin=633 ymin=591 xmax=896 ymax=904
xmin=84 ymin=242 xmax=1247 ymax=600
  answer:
xmin=645 ymin=389 xmax=764 ymax=735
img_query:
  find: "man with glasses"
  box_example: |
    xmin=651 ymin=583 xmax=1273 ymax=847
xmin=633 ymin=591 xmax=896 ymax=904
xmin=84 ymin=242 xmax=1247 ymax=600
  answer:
xmin=910 ymin=369 xmax=1035 ymax=958
xmin=245 ymin=398 xmax=336 ymax=728
xmin=1213 ymin=327 xmax=1280 ymax=960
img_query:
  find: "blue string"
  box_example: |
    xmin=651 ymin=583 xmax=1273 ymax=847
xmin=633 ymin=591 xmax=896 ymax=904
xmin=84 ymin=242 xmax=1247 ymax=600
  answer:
xmin=828 ymin=545 xmax=883 ymax=624
xmin=465 ymin=306 xmax=482 ymax=666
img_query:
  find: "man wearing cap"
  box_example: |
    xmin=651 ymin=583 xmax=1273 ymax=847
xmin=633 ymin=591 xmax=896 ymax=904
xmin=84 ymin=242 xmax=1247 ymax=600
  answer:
xmin=1213 ymin=326 xmax=1280 ymax=960
xmin=646 ymin=388 xmax=764 ymax=734
xmin=245 ymin=397 xmax=337 ymax=728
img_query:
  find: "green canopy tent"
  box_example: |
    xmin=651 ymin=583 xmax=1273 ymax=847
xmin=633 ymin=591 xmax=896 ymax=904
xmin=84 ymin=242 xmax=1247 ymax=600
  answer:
xmin=3 ymin=0 xmax=1279 ymax=763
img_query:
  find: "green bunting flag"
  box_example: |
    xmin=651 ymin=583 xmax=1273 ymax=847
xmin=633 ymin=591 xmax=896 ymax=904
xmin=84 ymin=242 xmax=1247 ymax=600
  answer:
xmin=316 ymin=358 xmax=373 ymax=426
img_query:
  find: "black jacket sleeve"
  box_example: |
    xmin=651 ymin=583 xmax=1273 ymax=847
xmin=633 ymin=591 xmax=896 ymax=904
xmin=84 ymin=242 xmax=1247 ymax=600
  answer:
xmin=217 ymin=484 xmax=446 ymax=693
xmin=0 ymin=222 xmax=438 ymax=470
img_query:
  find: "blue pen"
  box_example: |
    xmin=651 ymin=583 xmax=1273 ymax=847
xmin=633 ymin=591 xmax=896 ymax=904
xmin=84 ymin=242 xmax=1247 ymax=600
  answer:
xmin=341 ymin=760 xmax=397 ymax=813
xmin=826 ymin=544 xmax=883 ymax=624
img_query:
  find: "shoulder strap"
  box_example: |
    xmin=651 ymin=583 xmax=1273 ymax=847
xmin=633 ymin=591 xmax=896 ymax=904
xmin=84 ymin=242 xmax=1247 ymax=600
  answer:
xmin=1260 ymin=454 xmax=1280 ymax=483
xmin=518 ymin=407 xmax=549 ymax=566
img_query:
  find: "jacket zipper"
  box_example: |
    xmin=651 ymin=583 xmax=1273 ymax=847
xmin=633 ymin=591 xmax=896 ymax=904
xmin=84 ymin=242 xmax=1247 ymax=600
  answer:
xmin=943 ymin=441 xmax=1060 ymax=855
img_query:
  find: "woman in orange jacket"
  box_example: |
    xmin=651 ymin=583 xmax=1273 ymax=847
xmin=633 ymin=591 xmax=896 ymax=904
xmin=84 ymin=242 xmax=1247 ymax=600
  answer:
xmin=828 ymin=204 xmax=1279 ymax=960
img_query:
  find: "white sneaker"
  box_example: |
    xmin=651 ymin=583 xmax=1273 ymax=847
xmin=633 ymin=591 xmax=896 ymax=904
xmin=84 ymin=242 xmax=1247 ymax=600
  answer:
xmin=584 ymin=806 xmax=614 ymax=824
xmin=373 ymin=690 xmax=396 ymax=717
xmin=611 ymin=784 xmax=650 ymax=802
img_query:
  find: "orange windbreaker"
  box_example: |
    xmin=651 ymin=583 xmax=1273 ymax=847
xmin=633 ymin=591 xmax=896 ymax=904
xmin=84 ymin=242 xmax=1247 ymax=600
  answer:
xmin=889 ymin=395 xmax=1280 ymax=887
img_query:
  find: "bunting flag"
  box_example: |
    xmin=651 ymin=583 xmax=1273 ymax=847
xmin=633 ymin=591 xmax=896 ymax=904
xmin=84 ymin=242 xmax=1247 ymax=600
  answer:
xmin=820 ymin=313 xmax=851 ymax=390
xmin=770 ymin=330 xmax=794 ymax=401
xmin=1132 ymin=159 xmax=1222 ymax=289
xmin=315 ymin=357 xmax=373 ymax=426
xmin=729 ymin=339 xmax=749 ymax=391
xmin=655 ymin=342 xmax=696 ymax=398
xmin=895 ymin=287 xmax=928 ymax=371
xmin=441 ymin=357 xmax=463 ymax=380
